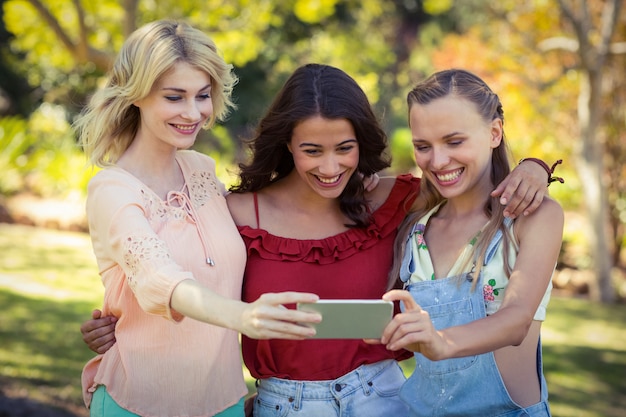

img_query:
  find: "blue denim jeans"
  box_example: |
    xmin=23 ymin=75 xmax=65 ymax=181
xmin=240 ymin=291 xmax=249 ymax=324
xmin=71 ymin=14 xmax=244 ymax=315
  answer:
xmin=252 ymin=359 xmax=409 ymax=417
xmin=400 ymin=274 xmax=551 ymax=417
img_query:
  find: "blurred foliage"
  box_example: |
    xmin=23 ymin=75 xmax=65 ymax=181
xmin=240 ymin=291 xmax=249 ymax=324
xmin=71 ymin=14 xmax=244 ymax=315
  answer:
xmin=0 ymin=0 xmax=625 ymax=275
xmin=0 ymin=1 xmax=35 ymax=116
xmin=0 ymin=116 xmax=30 ymax=194
xmin=0 ymin=106 xmax=92 ymax=198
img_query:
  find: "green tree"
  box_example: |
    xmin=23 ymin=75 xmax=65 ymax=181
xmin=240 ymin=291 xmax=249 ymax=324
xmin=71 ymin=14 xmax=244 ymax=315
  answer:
xmin=537 ymin=0 xmax=625 ymax=302
xmin=2 ymin=0 xmax=444 ymax=175
xmin=0 ymin=0 xmax=35 ymax=116
xmin=403 ymin=0 xmax=626 ymax=302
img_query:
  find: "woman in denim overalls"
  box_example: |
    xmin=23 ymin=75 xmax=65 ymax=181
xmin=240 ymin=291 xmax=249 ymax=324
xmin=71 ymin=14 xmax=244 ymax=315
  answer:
xmin=378 ymin=69 xmax=564 ymax=416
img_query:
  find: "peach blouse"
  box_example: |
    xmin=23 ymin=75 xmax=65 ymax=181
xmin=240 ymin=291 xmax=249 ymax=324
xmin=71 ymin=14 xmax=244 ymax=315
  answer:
xmin=81 ymin=150 xmax=247 ymax=417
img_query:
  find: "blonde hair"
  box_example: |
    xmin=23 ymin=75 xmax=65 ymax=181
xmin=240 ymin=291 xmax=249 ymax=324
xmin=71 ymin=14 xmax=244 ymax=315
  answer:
xmin=388 ymin=69 xmax=515 ymax=290
xmin=74 ymin=20 xmax=237 ymax=167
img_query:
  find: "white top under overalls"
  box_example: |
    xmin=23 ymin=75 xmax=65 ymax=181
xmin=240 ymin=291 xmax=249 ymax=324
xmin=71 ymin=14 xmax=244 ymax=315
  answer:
xmin=401 ymin=204 xmax=552 ymax=321
xmin=397 ymin=203 xmax=554 ymax=416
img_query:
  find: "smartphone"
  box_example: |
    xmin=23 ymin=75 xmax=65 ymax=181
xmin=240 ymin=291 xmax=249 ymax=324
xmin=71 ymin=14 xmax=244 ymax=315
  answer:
xmin=296 ymin=299 xmax=393 ymax=339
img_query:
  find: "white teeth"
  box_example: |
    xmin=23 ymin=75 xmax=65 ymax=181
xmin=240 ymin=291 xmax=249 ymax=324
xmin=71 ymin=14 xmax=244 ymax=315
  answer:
xmin=436 ymin=169 xmax=462 ymax=182
xmin=317 ymin=175 xmax=340 ymax=184
xmin=173 ymin=124 xmax=195 ymax=131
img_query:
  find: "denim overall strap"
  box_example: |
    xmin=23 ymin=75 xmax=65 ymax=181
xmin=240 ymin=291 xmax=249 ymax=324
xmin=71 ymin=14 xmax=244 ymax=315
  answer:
xmin=483 ymin=218 xmax=512 ymax=266
xmin=399 ymin=221 xmax=551 ymax=417
xmin=399 ymin=222 xmax=421 ymax=285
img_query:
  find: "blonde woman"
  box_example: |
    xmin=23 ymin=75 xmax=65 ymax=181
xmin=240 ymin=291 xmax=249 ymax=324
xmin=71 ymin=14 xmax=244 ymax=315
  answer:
xmin=75 ymin=20 xmax=320 ymax=417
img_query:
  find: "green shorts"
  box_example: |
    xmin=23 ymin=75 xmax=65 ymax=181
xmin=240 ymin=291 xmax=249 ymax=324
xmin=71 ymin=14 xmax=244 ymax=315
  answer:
xmin=91 ymin=385 xmax=244 ymax=417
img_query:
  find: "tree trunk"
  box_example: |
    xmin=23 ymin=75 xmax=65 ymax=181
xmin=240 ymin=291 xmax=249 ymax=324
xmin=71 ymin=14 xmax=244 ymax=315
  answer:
xmin=557 ymin=0 xmax=623 ymax=303
xmin=576 ymin=68 xmax=615 ymax=302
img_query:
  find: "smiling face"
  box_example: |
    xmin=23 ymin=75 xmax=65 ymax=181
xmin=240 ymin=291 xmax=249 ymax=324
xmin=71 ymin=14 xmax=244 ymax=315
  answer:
xmin=133 ymin=61 xmax=213 ymax=151
xmin=288 ymin=115 xmax=360 ymax=199
xmin=410 ymin=95 xmax=502 ymax=201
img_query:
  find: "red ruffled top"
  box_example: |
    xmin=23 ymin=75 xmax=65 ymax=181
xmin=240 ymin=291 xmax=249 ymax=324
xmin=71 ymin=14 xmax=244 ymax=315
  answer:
xmin=239 ymin=174 xmax=420 ymax=380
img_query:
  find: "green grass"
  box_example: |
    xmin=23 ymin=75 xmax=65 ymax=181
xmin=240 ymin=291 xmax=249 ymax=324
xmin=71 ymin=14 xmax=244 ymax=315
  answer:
xmin=0 ymin=223 xmax=625 ymax=417
xmin=0 ymin=224 xmax=102 ymax=415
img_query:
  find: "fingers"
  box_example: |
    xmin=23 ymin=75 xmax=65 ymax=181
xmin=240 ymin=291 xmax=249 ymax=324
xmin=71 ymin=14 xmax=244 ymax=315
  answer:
xmin=380 ymin=290 xmax=425 ymax=347
xmin=501 ymin=180 xmax=531 ymax=218
xmin=363 ymin=173 xmax=380 ymax=192
xmin=380 ymin=309 xmax=431 ymax=350
xmin=243 ymin=306 xmax=318 ymax=340
xmin=249 ymin=319 xmax=317 ymax=340
xmin=82 ymin=320 xmax=117 ymax=353
xmin=518 ymin=189 xmax=544 ymax=217
xmin=258 ymin=291 xmax=319 ymax=305
xmin=80 ymin=319 xmax=115 ymax=341
xmin=243 ymin=292 xmax=322 ymax=340
xmin=257 ymin=292 xmax=322 ymax=326
xmin=258 ymin=292 xmax=321 ymax=323
xmin=81 ymin=313 xmax=118 ymax=354
xmin=80 ymin=315 xmax=116 ymax=335
xmin=91 ymin=332 xmax=117 ymax=354
xmin=494 ymin=160 xmax=548 ymax=218
xmin=492 ymin=173 xmax=524 ymax=217
xmin=490 ymin=181 xmax=505 ymax=198
xmin=493 ymin=178 xmax=534 ymax=218
xmin=503 ymin=186 xmax=545 ymax=218
xmin=382 ymin=289 xmax=420 ymax=311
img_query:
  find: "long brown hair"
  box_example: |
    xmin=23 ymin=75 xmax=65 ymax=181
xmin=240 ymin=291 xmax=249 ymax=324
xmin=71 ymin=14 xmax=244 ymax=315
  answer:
xmin=230 ymin=64 xmax=390 ymax=227
xmin=388 ymin=69 xmax=515 ymax=289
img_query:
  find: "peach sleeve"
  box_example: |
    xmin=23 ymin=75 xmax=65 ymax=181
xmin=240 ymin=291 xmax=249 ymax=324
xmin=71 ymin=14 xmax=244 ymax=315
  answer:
xmin=87 ymin=173 xmax=192 ymax=321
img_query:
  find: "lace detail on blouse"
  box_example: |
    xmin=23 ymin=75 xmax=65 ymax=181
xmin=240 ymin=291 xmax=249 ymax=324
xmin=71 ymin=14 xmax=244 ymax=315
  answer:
xmin=188 ymin=171 xmax=221 ymax=207
xmin=136 ymin=170 xmax=220 ymax=222
xmin=123 ymin=235 xmax=172 ymax=289
xmin=140 ymin=189 xmax=169 ymax=220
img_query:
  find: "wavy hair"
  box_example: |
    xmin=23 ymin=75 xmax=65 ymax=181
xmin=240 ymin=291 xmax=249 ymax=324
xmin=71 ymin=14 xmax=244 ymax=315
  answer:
xmin=230 ymin=63 xmax=390 ymax=227
xmin=74 ymin=20 xmax=237 ymax=167
xmin=388 ymin=69 xmax=515 ymax=289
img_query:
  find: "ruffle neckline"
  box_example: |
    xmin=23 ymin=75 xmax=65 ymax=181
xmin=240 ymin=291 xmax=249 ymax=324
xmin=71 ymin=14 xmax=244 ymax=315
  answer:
xmin=237 ymin=174 xmax=418 ymax=265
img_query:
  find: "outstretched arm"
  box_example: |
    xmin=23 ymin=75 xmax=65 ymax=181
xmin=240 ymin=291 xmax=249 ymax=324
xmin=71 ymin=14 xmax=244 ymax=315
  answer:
xmin=170 ymin=280 xmax=321 ymax=340
xmin=81 ymin=288 xmax=323 ymax=354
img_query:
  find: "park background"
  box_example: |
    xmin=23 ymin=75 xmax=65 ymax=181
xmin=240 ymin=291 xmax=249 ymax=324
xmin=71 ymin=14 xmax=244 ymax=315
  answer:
xmin=0 ymin=0 xmax=624 ymax=416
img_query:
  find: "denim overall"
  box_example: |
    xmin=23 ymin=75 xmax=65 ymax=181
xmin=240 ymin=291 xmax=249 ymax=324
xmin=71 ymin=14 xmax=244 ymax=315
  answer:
xmin=398 ymin=224 xmax=551 ymax=417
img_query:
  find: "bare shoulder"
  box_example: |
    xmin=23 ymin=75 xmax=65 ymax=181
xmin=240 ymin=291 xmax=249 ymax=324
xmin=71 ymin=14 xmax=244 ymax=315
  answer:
xmin=365 ymin=176 xmax=397 ymax=210
xmin=514 ymin=196 xmax=564 ymax=239
xmin=528 ymin=197 xmax=563 ymax=222
xmin=225 ymin=192 xmax=256 ymax=227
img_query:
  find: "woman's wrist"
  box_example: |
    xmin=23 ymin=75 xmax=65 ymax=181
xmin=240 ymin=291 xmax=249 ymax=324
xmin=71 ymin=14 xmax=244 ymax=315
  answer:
xmin=519 ymin=158 xmax=564 ymax=186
